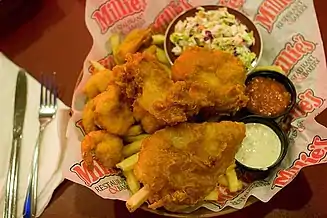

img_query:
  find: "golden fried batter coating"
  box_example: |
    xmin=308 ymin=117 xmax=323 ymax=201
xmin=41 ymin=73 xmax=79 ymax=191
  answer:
xmin=133 ymin=101 xmax=166 ymax=134
xmin=81 ymin=130 xmax=123 ymax=169
xmin=94 ymin=85 xmax=135 ymax=136
xmin=82 ymin=98 xmax=98 ymax=134
xmin=172 ymin=47 xmax=249 ymax=113
xmin=112 ymin=53 xmax=191 ymax=132
xmin=134 ymin=121 xmax=246 ymax=210
xmin=109 ymin=49 xmax=248 ymax=132
xmin=83 ymin=69 xmax=113 ymax=100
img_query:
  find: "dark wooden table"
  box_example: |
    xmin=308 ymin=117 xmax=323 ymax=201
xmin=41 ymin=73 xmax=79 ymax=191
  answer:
xmin=1 ymin=0 xmax=327 ymax=217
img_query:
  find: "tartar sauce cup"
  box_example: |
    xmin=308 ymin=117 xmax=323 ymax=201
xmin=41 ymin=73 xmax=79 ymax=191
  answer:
xmin=235 ymin=115 xmax=289 ymax=177
xmin=245 ymin=69 xmax=297 ymax=119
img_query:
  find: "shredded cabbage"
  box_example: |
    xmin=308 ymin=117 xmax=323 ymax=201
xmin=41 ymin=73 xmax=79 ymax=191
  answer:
xmin=170 ymin=7 xmax=256 ymax=69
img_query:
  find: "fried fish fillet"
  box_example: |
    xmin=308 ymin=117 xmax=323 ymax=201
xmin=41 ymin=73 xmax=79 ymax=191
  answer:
xmin=134 ymin=121 xmax=246 ymax=211
xmin=172 ymin=47 xmax=249 ymax=114
xmin=133 ymin=101 xmax=167 ymax=134
xmin=112 ymin=52 xmax=193 ymax=132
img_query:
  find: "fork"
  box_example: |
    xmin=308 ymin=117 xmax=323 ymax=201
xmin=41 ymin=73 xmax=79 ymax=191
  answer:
xmin=23 ymin=73 xmax=57 ymax=218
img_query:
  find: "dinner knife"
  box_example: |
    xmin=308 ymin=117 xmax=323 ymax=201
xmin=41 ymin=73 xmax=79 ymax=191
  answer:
xmin=3 ymin=70 xmax=27 ymax=218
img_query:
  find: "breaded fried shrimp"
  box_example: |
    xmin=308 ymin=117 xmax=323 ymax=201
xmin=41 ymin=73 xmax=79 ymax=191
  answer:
xmin=83 ymin=69 xmax=113 ymax=99
xmin=81 ymin=130 xmax=123 ymax=169
xmin=94 ymin=85 xmax=135 ymax=135
xmin=82 ymin=98 xmax=98 ymax=134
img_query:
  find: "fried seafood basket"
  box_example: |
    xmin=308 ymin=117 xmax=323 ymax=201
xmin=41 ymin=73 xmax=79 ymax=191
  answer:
xmin=63 ymin=0 xmax=327 ymax=216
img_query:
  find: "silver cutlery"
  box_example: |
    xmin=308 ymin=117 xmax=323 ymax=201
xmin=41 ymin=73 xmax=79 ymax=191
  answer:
xmin=23 ymin=73 xmax=57 ymax=218
xmin=3 ymin=70 xmax=28 ymax=218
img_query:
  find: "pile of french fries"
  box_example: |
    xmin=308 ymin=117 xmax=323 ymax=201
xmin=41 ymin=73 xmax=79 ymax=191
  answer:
xmin=204 ymin=164 xmax=243 ymax=201
xmin=90 ymin=29 xmax=244 ymax=212
xmin=107 ymin=30 xmax=169 ymax=66
xmin=114 ymin=125 xmax=148 ymax=195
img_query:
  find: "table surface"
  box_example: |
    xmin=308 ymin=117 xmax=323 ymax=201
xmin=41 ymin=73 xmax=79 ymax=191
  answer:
xmin=1 ymin=0 xmax=327 ymax=217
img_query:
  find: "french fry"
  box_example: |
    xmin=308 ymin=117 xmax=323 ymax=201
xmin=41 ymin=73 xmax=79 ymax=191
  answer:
xmin=204 ymin=189 xmax=219 ymax=201
xmin=116 ymin=153 xmax=139 ymax=171
xmin=152 ymin=34 xmax=165 ymax=45
xmin=123 ymin=170 xmax=140 ymax=194
xmin=226 ymin=164 xmax=243 ymax=193
xmin=143 ymin=45 xmax=157 ymax=56
xmin=217 ymin=175 xmax=229 ymax=187
xmin=158 ymin=62 xmax=172 ymax=78
xmin=123 ymin=140 xmax=143 ymax=157
xmin=124 ymin=134 xmax=150 ymax=143
xmin=156 ymin=47 xmax=170 ymax=65
xmin=126 ymin=185 xmax=151 ymax=212
xmin=108 ymin=33 xmax=121 ymax=64
xmin=109 ymin=33 xmax=121 ymax=54
xmin=125 ymin=125 xmax=144 ymax=136
xmin=116 ymin=28 xmax=152 ymax=64
xmin=89 ymin=60 xmax=106 ymax=73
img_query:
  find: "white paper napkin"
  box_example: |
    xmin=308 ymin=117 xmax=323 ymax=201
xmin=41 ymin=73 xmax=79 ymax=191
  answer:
xmin=0 ymin=53 xmax=70 ymax=217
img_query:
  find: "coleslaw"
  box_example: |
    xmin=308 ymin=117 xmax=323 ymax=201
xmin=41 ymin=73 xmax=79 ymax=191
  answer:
xmin=170 ymin=7 xmax=256 ymax=69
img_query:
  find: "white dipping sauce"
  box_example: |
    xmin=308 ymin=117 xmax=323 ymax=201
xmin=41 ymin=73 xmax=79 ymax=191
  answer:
xmin=235 ymin=123 xmax=281 ymax=170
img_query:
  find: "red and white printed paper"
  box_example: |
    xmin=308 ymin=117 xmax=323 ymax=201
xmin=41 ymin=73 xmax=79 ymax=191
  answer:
xmin=62 ymin=0 xmax=327 ymax=212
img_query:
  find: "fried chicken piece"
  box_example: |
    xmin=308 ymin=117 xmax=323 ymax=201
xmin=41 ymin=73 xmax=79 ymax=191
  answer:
xmin=81 ymin=130 xmax=123 ymax=169
xmin=134 ymin=121 xmax=246 ymax=211
xmin=172 ymin=47 xmax=248 ymax=114
xmin=115 ymin=28 xmax=152 ymax=64
xmin=94 ymin=85 xmax=135 ymax=136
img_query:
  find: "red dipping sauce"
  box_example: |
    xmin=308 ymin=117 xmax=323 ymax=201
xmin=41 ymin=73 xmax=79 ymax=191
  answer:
xmin=246 ymin=77 xmax=291 ymax=117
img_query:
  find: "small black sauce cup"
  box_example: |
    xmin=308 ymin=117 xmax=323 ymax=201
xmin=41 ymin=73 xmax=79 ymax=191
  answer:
xmin=235 ymin=115 xmax=289 ymax=179
xmin=245 ymin=70 xmax=297 ymax=119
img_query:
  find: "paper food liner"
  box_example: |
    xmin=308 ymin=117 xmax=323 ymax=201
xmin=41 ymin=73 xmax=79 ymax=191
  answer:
xmin=63 ymin=0 xmax=327 ymax=212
